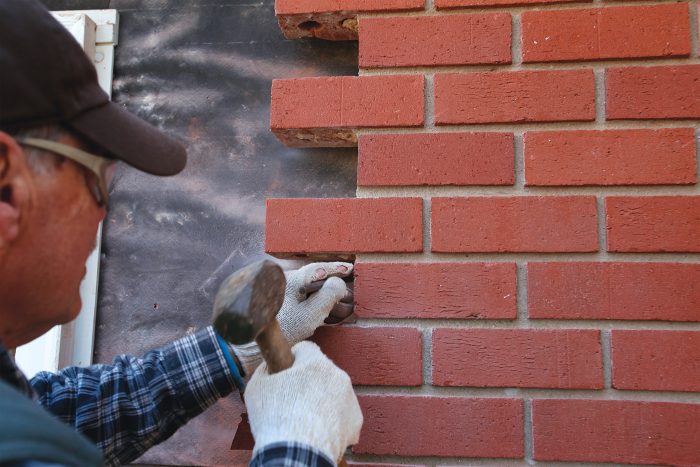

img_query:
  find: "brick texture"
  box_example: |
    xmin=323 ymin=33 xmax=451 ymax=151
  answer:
xmin=311 ymin=327 xmax=423 ymax=386
xmin=436 ymin=0 xmax=578 ymax=8
xmin=606 ymin=196 xmax=700 ymax=252
xmin=431 ymin=196 xmax=598 ymax=252
xmin=356 ymin=396 xmax=524 ymax=458
xmin=435 ymin=70 xmax=595 ymax=124
xmin=270 ymin=75 xmax=423 ymax=146
xmin=528 ymin=262 xmax=700 ymax=321
xmin=359 ymin=14 xmax=511 ymax=68
xmin=606 ymin=65 xmax=700 ymax=119
xmin=612 ymin=330 xmax=700 ymax=392
xmin=522 ymin=4 xmax=691 ymax=63
xmin=354 ymin=262 xmax=517 ymax=319
xmin=265 ymin=198 xmax=423 ymax=257
xmin=524 ymin=128 xmax=697 ymax=186
xmin=275 ymin=0 xmax=424 ymax=14
xmin=358 ymin=133 xmax=515 ymax=186
xmin=533 ymin=400 xmax=700 ymax=465
xmin=432 ymin=329 xmax=603 ymax=388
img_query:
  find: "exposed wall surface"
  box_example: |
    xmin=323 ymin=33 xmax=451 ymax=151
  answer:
xmin=268 ymin=0 xmax=700 ymax=465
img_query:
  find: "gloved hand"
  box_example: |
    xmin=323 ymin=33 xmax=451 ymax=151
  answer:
xmin=245 ymin=341 xmax=363 ymax=463
xmin=232 ymin=262 xmax=352 ymax=377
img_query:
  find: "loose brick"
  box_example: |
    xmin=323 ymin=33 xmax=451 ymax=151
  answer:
xmin=359 ymin=14 xmax=511 ymax=68
xmin=276 ymin=0 xmax=424 ymax=15
xmin=356 ymin=396 xmax=523 ymax=458
xmin=435 ymin=70 xmax=595 ymax=124
xmin=528 ymin=262 xmax=700 ymax=321
xmin=606 ymin=196 xmax=700 ymax=252
xmin=436 ymin=0 xmax=578 ymax=8
xmin=271 ymin=76 xmax=424 ymax=147
xmin=522 ymin=4 xmax=690 ymax=63
xmin=358 ymin=133 xmax=514 ymax=186
xmin=612 ymin=330 xmax=700 ymax=392
xmin=606 ymin=65 xmax=700 ymax=119
xmin=533 ymin=399 xmax=700 ymax=465
xmin=311 ymin=327 xmax=423 ymax=386
xmin=524 ymin=128 xmax=697 ymax=186
xmin=265 ymin=198 xmax=423 ymax=258
xmin=276 ymin=0 xmax=424 ymax=40
xmin=431 ymin=197 xmax=598 ymax=252
xmin=433 ymin=329 xmax=603 ymax=389
xmin=354 ymin=262 xmax=517 ymax=319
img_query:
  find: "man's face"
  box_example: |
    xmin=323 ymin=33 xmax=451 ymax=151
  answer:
xmin=0 ymin=130 xmax=107 ymax=347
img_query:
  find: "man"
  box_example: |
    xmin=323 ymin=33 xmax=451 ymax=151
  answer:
xmin=0 ymin=1 xmax=363 ymax=466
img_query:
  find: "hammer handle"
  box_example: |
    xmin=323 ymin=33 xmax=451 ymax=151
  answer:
xmin=255 ymin=319 xmax=294 ymax=374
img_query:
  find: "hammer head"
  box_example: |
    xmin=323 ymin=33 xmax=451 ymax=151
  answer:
xmin=212 ymin=259 xmax=286 ymax=345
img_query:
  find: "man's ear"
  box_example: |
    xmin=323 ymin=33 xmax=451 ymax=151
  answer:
xmin=0 ymin=131 xmax=30 ymax=248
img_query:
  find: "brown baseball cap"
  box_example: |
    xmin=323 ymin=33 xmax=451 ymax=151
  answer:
xmin=0 ymin=0 xmax=186 ymax=176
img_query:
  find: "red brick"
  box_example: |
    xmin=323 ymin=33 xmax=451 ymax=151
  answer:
xmin=356 ymin=396 xmax=523 ymax=458
xmin=354 ymin=262 xmax=517 ymax=319
xmin=359 ymin=14 xmax=511 ymax=68
xmin=433 ymin=329 xmax=603 ymax=389
xmin=265 ymin=198 xmax=423 ymax=257
xmin=612 ymin=330 xmax=700 ymax=392
xmin=528 ymin=262 xmax=700 ymax=321
xmin=435 ymin=70 xmax=595 ymax=124
xmin=431 ymin=196 xmax=598 ymax=252
xmin=271 ymin=76 xmax=424 ymax=146
xmin=606 ymin=65 xmax=700 ymax=119
xmin=524 ymin=128 xmax=697 ymax=186
xmin=358 ymin=133 xmax=514 ymax=186
xmin=311 ymin=327 xmax=422 ymax=386
xmin=522 ymin=4 xmax=690 ymax=63
xmin=606 ymin=196 xmax=700 ymax=252
xmin=533 ymin=399 xmax=700 ymax=465
xmin=275 ymin=0 xmax=424 ymax=14
xmin=436 ymin=0 xmax=578 ymax=8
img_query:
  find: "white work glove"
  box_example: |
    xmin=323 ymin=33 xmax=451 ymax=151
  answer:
xmin=245 ymin=341 xmax=363 ymax=463
xmin=232 ymin=262 xmax=352 ymax=377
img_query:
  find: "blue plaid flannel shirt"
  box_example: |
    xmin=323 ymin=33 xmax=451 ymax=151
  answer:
xmin=0 ymin=326 xmax=335 ymax=467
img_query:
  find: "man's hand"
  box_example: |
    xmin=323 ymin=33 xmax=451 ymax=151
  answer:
xmin=245 ymin=341 xmax=363 ymax=463
xmin=232 ymin=262 xmax=352 ymax=377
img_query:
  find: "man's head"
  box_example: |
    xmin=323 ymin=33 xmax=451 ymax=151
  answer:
xmin=0 ymin=0 xmax=188 ymax=347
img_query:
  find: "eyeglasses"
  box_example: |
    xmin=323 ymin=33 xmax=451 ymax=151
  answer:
xmin=16 ymin=137 xmax=117 ymax=207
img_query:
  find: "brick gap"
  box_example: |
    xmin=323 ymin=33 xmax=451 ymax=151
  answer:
xmin=594 ymin=68 xmax=606 ymax=125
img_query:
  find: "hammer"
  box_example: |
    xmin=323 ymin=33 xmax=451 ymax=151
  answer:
xmin=213 ymin=259 xmax=352 ymax=465
xmin=212 ymin=259 xmax=293 ymax=373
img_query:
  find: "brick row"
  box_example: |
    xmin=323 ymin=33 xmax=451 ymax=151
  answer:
xmin=359 ymin=13 xmax=511 ymax=68
xmin=311 ymin=326 xmax=422 ymax=386
xmin=358 ymin=133 xmax=514 ymax=186
xmin=355 ymin=396 xmax=523 ymax=458
xmin=524 ymin=128 xmax=697 ymax=186
xmin=533 ymin=400 xmax=700 ymax=465
xmin=270 ymin=75 xmax=423 ymax=147
xmin=522 ymin=4 xmax=690 ymax=63
xmin=354 ymin=262 xmax=517 ymax=319
xmin=435 ymin=70 xmax=595 ymax=124
xmin=528 ymin=262 xmax=700 ymax=321
xmin=432 ymin=329 xmax=603 ymax=388
xmin=265 ymin=198 xmax=423 ymax=258
xmin=431 ymin=196 xmax=598 ymax=252
xmin=606 ymin=196 xmax=700 ymax=252
xmin=436 ymin=0 xmax=578 ymax=8
xmin=612 ymin=330 xmax=700 ymax=392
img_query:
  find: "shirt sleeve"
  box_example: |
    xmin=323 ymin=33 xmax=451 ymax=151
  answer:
xmin=250 ymin=442 xmax=336 ymax=467
xmin=29 ymin=326 xmax=239 ymax=466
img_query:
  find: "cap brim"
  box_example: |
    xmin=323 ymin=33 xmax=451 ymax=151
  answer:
xmin=66 ymin=102 xmax=187 ymax=176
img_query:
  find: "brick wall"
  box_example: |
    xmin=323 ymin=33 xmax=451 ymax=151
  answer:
xmin=266 ymin=0 xmax=700 ymax=464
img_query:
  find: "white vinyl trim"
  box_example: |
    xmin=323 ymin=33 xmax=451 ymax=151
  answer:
xmin=14 ymin=10 xmax=119 ymax=375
